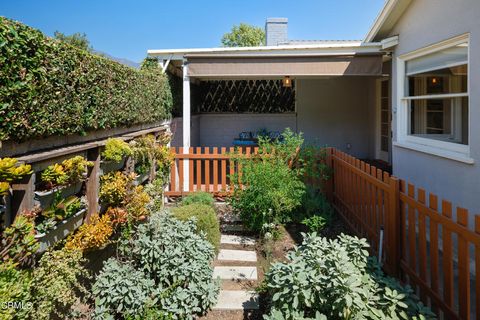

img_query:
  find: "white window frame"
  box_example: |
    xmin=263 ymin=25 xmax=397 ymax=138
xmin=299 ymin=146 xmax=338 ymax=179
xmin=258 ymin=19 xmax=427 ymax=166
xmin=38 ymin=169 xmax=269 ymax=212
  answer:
xmin=394 ymin=33 xmax=473 ymax=164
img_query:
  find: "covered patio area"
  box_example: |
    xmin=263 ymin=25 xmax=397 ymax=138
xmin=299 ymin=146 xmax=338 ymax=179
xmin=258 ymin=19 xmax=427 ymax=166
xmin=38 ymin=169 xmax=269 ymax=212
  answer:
xmin=148 ymin=42 xmax=394 ymax=190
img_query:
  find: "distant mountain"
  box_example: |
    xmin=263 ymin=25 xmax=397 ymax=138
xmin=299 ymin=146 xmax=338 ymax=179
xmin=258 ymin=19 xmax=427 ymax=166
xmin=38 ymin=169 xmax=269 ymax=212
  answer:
xmin=93 ymin=50 xmax=141 ymax=69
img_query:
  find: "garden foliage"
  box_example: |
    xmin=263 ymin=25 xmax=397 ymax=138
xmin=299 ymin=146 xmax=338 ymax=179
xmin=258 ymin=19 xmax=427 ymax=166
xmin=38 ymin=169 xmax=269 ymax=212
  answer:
xmin=0 ymin=17 xmax=172 ymax=142
xmin=230 ymin=129 xmax=306 ymax=232
xmin=172 ymin=203 xmax=221 ymax=252
xmin=41 ymin=155 xmax=93 ymax=190
xmin=0 ymin=262 xmax=32 ymax=320
xmin=181 ymin=191 xmax=215 ymax=207
xmin=93 ymin=212 xmax=219 ymax=319
xmin=262 ymin=233 xmax=436 ymax=320
xmin=102 ymin=138 xmax=132 ymax=162
xmin=30 ymin=248 xmax=90 ymax=320
xmin=0 ymin=158 xmax=32 ymax=195
xmin=0 ymin=214 xmax=38 ymax=267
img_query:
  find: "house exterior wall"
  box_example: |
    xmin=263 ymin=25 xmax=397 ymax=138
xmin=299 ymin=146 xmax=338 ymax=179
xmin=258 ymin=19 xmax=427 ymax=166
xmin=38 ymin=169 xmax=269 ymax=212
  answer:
xmin=296 ymin=77 xmax=377 ymax=159
xmin=388 ymin=0 xmax=480 ymax=213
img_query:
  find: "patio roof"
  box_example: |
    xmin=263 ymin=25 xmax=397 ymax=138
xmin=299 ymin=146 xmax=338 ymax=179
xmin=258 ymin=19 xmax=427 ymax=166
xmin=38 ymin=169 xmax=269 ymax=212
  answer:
xmin=148 ymin=42 xmax=385 ymax=78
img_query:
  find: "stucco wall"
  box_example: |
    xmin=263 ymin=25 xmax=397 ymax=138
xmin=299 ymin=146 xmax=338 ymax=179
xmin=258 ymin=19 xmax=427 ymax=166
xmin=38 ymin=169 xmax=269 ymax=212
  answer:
xmin=171 ymin=114 xmax=296 ymax=147
xmin=197 ymin=113 xmax=296 ymax=147
xmin=388 ymin=0 xmax=480 ymax=213
xmin=296 ymin=77 xmax=377 ymax=159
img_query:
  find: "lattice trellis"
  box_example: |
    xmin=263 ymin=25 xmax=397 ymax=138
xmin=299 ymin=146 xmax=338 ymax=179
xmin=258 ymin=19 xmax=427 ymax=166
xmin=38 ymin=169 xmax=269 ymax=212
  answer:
xmin=194 ymin=80 xmax=295 ymax=113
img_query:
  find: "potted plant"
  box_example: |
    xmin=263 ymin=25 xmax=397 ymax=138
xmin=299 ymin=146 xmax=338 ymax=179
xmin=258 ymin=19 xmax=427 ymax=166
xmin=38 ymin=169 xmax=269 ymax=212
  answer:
xmin=34 ymin=194 xmax=86 ymax=252
xmin=100 ymin=138 xmax=132 ymax=173
xmin=35 ymin=156 xmax=92 ymax=208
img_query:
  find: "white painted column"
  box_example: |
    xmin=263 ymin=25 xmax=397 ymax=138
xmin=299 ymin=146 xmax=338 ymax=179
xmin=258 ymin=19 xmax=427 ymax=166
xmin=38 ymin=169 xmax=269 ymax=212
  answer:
xmin=182 ymin=60 xmax=191 ymax=192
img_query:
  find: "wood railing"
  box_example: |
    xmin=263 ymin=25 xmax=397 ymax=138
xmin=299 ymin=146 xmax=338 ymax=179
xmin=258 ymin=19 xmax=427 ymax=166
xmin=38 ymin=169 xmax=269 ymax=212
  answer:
xmin=329 ymin=148 xmax=479 ymax=320
xmin=165 ymin=147 xmax=258 ymax=197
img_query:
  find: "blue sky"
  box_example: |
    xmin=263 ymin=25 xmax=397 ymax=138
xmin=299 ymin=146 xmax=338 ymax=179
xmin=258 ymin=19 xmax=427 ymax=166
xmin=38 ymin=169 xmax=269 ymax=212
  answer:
xmin=1 ymin=0 xmax=385 ymax=63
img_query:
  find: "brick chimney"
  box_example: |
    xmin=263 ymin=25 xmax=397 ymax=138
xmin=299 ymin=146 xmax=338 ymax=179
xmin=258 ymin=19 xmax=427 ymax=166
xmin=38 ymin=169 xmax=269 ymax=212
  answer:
xmin=265 ymin=18 xmax=288 ymax=46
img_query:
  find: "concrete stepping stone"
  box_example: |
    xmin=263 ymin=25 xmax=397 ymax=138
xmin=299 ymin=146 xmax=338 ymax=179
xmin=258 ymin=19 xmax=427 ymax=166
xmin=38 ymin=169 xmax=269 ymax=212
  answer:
xmin=221 ymin=213 xmax=242 ymax=223
xmin=218 ymin=249 xmax=257 ymax=262
xmin=213 ymin=266 xmax=258 ymax=280
xmin=221 ymin=234 xmax=256 ymax=246
xmin=213 ymin=290 xmax=259 ymax=310
xmin=222 ymin=224 xmax=245 ymax=232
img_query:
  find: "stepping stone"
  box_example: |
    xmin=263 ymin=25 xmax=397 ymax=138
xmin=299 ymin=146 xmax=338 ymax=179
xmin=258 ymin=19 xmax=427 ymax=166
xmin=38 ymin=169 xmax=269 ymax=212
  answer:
xmin=213 ymin=266 xmax=258 ymax=281
xmin=213 ymin=290 xmax=259 ymax=310
xmin=222 ymin=224 xmax=245 ymax=232
xmin=221 ymin=234 xmax=256 ymax=246
xmin=218 ymin=249 xmax=257 ymax=262
xmin=221 ymin=213 xmax=242 ymax=223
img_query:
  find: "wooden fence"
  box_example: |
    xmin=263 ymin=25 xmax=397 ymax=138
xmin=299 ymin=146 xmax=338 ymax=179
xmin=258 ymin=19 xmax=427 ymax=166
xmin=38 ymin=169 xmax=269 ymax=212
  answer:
xmin=165 ymin=146 xmax=258 ymax=197
xmin=167 ymin=146 xmax=479 ymax=319
xmin=329 ymin=147 xmax=479 ymax=320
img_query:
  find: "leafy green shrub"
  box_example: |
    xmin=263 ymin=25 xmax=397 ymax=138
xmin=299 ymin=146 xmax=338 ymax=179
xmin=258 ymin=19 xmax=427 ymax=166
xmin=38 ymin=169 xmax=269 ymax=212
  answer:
xmin=231 ymin=159 xmax=305 ymax=233
xmin=93 ymin=212 xmax=219 ymax=319
xmin=102 ymin=138 xmax=132 ymax=162
xmin=230 ymin=129 xmax=306 ymax=233
xmin=93 ymin=259 xmax=155 ymax=317
xmin=297 ymin=187 xmax=333 ymax=232
xmin=301 ymin=215 xmax=329 ymax=233
xmin=0 ymin=17 xmax=172 ymax=142
xmin=172 ymin=203 xmax=220 ymax=252
xmin=262 ymin=233 xmax=436 ymax=320
xmin=181 ymin=191 xmax=214 ymax=207
xmin=30 ymin=248 xmax=90 ymax=320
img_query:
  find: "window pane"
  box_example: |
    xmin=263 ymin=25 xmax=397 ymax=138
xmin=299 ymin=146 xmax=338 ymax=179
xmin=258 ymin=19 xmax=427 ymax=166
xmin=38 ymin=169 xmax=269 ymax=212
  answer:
xmin=407 ymin=64 xmax=467 ymax=96
xmin=406 ymin=43 xmax=468 ymax=75
xmin=409 ymin=97 xmax=468 ymax=145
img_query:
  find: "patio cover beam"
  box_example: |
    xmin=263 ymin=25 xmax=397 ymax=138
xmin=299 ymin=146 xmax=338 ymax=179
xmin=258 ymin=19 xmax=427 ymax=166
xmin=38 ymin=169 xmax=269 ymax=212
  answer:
xmin=182 ymin=60 xmax=190 ymax=191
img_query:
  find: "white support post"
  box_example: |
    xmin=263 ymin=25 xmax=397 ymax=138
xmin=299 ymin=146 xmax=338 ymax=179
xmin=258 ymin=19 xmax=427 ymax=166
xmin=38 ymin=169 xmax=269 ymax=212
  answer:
xmin=182 ymin=60 xmax=191 ymax=192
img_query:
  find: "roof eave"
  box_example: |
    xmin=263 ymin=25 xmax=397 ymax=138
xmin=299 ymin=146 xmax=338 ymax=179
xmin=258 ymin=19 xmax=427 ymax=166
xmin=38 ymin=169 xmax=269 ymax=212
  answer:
xmin=147 ymin=42 xmax=383 ymax=60
xmin=364 ymin=0 xmax=411 ymax=43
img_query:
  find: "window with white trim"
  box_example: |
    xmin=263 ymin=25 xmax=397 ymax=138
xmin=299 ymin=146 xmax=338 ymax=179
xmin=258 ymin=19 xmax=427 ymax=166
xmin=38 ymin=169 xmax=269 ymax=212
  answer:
xmin=397 ymin=35 xmax=470 ymax=158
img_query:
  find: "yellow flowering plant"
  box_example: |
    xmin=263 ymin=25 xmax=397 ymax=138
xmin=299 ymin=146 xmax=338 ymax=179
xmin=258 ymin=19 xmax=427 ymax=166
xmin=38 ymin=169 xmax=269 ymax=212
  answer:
xmin=65 ymin=213 xmax=114 ymax=252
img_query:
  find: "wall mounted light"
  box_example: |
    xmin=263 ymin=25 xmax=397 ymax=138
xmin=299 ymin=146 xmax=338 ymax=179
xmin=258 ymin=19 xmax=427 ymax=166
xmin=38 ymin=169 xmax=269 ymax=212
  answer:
xmin=282 ymin=76 xmax=292 ymax=88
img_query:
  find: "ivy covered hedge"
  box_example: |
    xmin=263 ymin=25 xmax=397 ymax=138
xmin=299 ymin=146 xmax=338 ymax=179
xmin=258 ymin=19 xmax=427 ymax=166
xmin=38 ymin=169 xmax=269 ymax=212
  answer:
xmin=0 ymin=17 xmax=172 ymax=142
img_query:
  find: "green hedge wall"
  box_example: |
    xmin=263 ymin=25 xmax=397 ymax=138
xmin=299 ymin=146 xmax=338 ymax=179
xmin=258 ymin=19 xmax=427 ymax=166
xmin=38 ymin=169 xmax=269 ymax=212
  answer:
xmin=0 ymin=17 xmax=172 ymax=142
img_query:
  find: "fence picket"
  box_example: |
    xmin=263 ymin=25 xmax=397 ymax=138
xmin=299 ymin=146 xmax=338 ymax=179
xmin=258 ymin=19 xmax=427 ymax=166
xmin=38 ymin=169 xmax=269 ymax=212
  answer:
xmin=188 ymin=147 xmax=195 ymax=191
xmin=475 ymin=216 xmax=480 ymax=318
xmin=407 ymin=184 xmax=417 ymax=283
xmin=221 ymin=147 xmax=227 ymax=192
xmin=429 ymin=193 xmax=440 ymax=313
xmin=457 ymin=207 xmax=470 ymax=319
xmin=205 ymin=147 xmax=210 ymax=192
xmin=442 ymin=200 xmax=454 ymax=308
xmin=417 ymin=188 xmax=427 ymax=302
xmin=213 ymin=147 xmax=218 ymax=193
